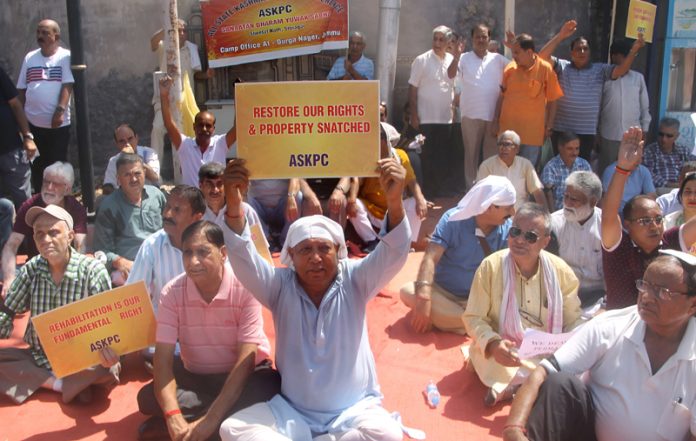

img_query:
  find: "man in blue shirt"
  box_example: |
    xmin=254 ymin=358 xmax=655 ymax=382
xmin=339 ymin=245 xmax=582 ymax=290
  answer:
xmin=401 ymin=175 xmax=516 ymax=335
xmin=327 ymin=31 xmax=374 ymax=80
xmin=219 ymin=157 xmax=409 ymax=441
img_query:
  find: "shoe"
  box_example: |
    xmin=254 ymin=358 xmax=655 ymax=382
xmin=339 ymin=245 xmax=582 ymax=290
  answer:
xmin=483 ymin=384 xmax=519 ymax=408
xmin=361 ymin=239 xmax=380 ymax=253
xmin=138 ymin=416 xmax=169 ymax=441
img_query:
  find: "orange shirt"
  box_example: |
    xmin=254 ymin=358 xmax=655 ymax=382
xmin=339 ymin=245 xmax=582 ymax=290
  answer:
xmin=499 ymin=56 xmax=563 ymax=146
xmin=359 ymin=149 xmax=416 ymax=220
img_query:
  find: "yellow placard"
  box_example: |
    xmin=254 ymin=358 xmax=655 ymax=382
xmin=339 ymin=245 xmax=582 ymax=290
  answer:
xmin=31 ymin=282 xmax=155 ymax=378
xmin=626 ymin=0 xmax=657 ymax=42
xmin=236 ymin=80 xmax=380 ymax=179
xmin=250 ymin=223 xmax=273 ymax=265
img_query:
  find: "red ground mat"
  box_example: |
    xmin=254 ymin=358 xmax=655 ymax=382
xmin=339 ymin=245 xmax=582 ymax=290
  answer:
xmin=0 ymin=253 xmax=509 ymax=440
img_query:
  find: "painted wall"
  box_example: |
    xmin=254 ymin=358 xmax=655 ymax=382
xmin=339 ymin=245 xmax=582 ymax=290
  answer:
xmin=0 ymin=0 xmax=607 ymax=183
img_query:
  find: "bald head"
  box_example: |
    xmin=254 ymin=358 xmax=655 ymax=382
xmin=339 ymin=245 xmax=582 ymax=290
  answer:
xmin=36 ymin=19 xmax=61 ymax=56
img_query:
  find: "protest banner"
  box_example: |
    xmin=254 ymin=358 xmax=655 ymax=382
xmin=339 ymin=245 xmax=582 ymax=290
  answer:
xmin=201 ymin=0 xmax=348 ymax=68
xmin=31 ymin=282 xmax=155 ymax=378
xmin=236 ymin=80 xmax=380 ymax=179
xmin=626 ymin=0 xmax=657 ymax=42
xmin=517 ymin=328 xmax=576 ymax=360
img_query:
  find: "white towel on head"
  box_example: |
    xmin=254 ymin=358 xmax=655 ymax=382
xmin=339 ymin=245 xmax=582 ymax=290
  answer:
xmin=280 ymin=215 xmax=348 ymax=267
xmin=448 ymin=175 xmax=516 ymax=222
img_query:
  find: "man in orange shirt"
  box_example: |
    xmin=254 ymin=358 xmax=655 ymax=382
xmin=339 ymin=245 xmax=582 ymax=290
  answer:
xmin=495 ymin=34 xmax=563 ymax=168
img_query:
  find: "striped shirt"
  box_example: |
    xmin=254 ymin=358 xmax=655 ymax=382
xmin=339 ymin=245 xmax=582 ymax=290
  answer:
xmin=126 ymin=229 xmax=184 ymax=311
xmin=642 ymin=142 xmax=695 ymax=188
xmin=0 ymin=250 xmax=111 ymax=369
xmin=541 ymin=155 xmax=593 ymax=210
xmin=552 ymin=58 xmax=614 ymax=135
xmin=156 ymin=264 xmax=271 ymax=374
xmin=327 ymin=55 xmax=374 ymax=80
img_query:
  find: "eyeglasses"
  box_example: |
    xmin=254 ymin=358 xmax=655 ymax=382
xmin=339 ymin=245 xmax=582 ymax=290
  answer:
xmin=509 ymin=226 xmax=543 ymax=244
xmin=658 ymin=132 xmax=676 ymax=139
xmin=498 ymin=141 xmax=517 ymax=149
xmin=635 ymin=279 xmax=689 ymax=301
xmin=629 ymin=215 xmax=664 ymax=226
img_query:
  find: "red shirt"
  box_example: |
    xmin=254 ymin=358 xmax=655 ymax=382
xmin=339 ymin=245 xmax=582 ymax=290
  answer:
xmin=602 ymin=227 xmax=681 ymax=309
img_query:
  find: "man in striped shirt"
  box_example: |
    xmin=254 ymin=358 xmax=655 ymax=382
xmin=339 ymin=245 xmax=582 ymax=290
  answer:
xmin=0 ymin=205 xmax=118 ymax=404
xmin=539 ymin=20 xmax=644 ymax=161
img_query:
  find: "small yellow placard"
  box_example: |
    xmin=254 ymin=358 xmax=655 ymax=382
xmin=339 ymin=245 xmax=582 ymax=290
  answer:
xmin=250 ymin=223 xmax=273 ymax=265
xmin=626 ymin=0 xmax=657 ymax=42
xmin=236 ymin=80 xmax=380 ymax=179
xmin=31 ymin=282 xmax=155 ymax=378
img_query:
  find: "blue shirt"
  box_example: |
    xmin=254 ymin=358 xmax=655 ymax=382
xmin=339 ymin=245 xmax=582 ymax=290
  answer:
xmin=223 ymin=217 xmax=410 ymax=432
xmin=327 ymin=55 xmax=374 ymax=80
xmin=541 ymin=155 xmax=593 ymax=210
xmin=602 ymin=162 xmax=656 ymax=214
xmin=431 ymin=209 xmax=512 ymax=298
xmin=552 ymin=58 xmax=614 ymax=135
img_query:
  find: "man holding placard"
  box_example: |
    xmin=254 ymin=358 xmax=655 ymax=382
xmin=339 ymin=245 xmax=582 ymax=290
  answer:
xmin=0 ymin=205 xmax=119 ymax=404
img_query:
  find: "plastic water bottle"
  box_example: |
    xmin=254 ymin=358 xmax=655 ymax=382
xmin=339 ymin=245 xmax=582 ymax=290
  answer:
xmin=425 ymin=380 xmax=440 ymax=408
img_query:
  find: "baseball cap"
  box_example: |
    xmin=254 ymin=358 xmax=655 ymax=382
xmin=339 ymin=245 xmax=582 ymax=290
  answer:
xmin=25 ymin=204 xmax=74 ymax=230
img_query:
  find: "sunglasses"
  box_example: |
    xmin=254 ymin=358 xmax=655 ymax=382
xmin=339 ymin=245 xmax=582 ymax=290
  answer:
xmin=629 ymin=215 xmax=664 ymax=226
xmin=658 ymin=132 xmax=676 ymax=138
xmin=509 ymin=226 xmax=542 ymax=244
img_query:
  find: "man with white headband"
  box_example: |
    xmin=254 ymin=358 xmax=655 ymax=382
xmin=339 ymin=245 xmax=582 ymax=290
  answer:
xmin=401 ymin=175 xmax=516 ymax=335
xmin=218 ymin=158 xmax=411 ymax=441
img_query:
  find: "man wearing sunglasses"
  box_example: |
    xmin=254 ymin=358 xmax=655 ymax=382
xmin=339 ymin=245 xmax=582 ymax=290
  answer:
xmin=642 ymin=117 xmax=694 ymax=195
xmin=503 ymin=251 xmax=696 ymax=441
xmin=464 ymin=203 xmax=583 ymax=407
xmin=602 ymin=127 xmax=696 ymax=310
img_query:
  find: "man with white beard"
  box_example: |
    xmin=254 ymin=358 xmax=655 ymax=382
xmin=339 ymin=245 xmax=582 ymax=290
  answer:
xmin=548 ymin=171 xmax=605 ymax=307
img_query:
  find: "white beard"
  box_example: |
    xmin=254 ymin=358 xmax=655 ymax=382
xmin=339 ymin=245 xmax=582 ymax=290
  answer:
xmin=563 ymin=204 xmax=593 ymax=223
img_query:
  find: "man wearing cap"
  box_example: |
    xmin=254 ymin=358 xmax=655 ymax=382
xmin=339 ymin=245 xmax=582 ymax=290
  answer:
xmin=463 ymin=203 xmax=583 ymax=407
xmin=218 ymin=158 xmax=410 ymax=441
xmin=0 ymin=205 xmax=119 ymax=404
xmin=401 ymin=175 xmax=516 ymax=335
xmin=503 ymin=251 xmax=696 ymax=441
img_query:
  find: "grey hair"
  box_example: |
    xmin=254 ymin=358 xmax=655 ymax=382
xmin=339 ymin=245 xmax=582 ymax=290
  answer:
xmin=433 ymin=25 xmax=452 ymax=38
xmin=350 ymin=31 xmax=365 ymax=44
xmin=116 ymin=152 xmax=144 ymax=172
xmin=514 ymin=202 xmax=551 ymax=235
xmin=498 ymin=130 xmax=521 ymax=146
xmin=659 ymin=117 xmax=680 ymax=130
xmin=44 ymin=161 xmax=74 ymax=188
xmin=565 ymin=171 xmax=602 ymax=203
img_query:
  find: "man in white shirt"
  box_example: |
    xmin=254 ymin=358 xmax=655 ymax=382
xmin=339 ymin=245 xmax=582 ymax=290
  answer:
xmin=16 ymin=19 xmax=74 ymax=191
xmin=103 ymin=124 xmax=160 ymax=194
xmin=548 ymin=171 xmax=605 ymax=307
xmin=447 ymin=24 xmax=508 ymax=190
xmin=503 ymin=251 xmax=696 ymax=441
xmin=159 ymin=77 xmax=236 ymax=187
xmin=598 ymin=39 xmax=651 ymax=175
xmin=408 ymin=25 xmax=455 ymax=198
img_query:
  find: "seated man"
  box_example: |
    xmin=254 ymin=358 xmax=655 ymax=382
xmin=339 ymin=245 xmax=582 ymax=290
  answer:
xmin=548 ymin=171 xmax=605 ymax=307
xmin=502 ymin=251 xmax=696 ymax=441
xmin=136 ymin=221 xmax=280 ymax=441
xmin=463 ymin=203 xmax=583 ymax=407
xmin=327 ymin=31 xmax=374 ymax=80
xmin=477 ymin=130 xmax=547 ymax=210
xmin=602 ymin=157 xmax=655 ymax=216
xmin=0 ymin=205 xmax=119 ymax=404
xmin=601 ymin=127 xmax=696 ymax=309
xmin=401 ymin=175 xmax=516 ymax=335
xmin=349 ymin=123 xmax=427 ymax=251
xmin=127 ymin=185 xmax=205 ymax=311
xmin=300 ymin=176 xmax=353 ymax=228
xmin=159 ymin=76 xmax=236 ymax=187
xmin=1 ymin=161 xmax=87 ymax=297
xmin=198 ymin=162 xmax=266 ymax=236
xmin=642 ymin=117 xmax=694 ymax=194
xmin=94 ymin=153 xmax=166 ymax=286
xmin=219 ymin=158 xmax=410 ymax=441
xmin=247 ymin=177 xmax=302 ymax=250
xmin=540 ymin=132 xmax=591 ymax=210
xmin=0 ymin=198 xmax=13 ymax=254
xmin=103 ymin=123 xmax=160 ymax=195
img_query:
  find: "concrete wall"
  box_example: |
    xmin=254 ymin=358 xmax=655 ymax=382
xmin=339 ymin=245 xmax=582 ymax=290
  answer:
xmin=0 ymin=0 xmax=608 ymax=186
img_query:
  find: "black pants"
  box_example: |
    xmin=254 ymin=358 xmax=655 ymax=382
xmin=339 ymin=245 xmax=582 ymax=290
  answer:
xmin=551 ymin=131 xmax=595 ymax=162
xmin=419 ymin=123 xmax=453 ymax=198
xmin=526 ymin=371 xmax=597 ymax=441
xmin=137 ymin=357 xmax=281 ymax=422
xmin=29 ymin=123 xmax=70 ymax=192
